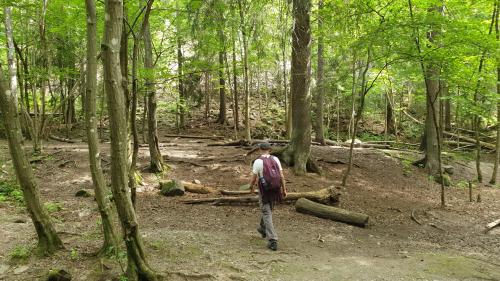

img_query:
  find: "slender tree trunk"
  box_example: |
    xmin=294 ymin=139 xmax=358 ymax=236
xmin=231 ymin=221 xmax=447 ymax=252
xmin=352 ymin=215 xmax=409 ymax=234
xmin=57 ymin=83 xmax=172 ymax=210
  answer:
xmin=238 ymin=0 xmax=251 ymax=141
xmin=4 ymin=7 xmax=18 ymax=110
xmin=217 ymin=28 xmax=227 ymax=125
xmin=143 ymin=5 xmax=164 ymax=173
xmin=0 ymin=65 xmax=63 ymax=255
xmin=177 ymin=35 xmax=185 ymax=129
xmin=84 ymin=0 xmax=119 ymax=255
xmin=443 ymin=84 xmax=451 ymax=131
xmin=473 ymin=2 xmax=496 ymax=183
xmin=314 ymin=0 xmax=325 ymax=145
xmin=231 ymin=27 xmax=239 ymax=130
xmin=101 ymin=0 xmax=158 ymax=279
xmin=284 ymin=0 xmax=312 ymax=175
xmin=120 ymin=5 xmax=130 ymax=117
xmin=491 ymin=0 xmax=499 ymax=185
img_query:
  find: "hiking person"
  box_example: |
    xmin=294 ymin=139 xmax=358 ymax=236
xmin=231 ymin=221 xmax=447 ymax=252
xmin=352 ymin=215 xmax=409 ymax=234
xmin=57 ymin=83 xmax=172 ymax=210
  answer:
xmin=249 ymin=142 xmax=287 ymax=251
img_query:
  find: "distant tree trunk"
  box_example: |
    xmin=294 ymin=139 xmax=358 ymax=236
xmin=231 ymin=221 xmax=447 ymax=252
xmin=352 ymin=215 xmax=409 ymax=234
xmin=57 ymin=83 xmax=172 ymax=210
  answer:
xmin=491 ymin=1 xmax=499 ymax=185
xmin=314 ymin=0 xmax=325 ymax=145
xmin=84 ymin=0 xmax=119 ymax=255
xmin=143 ymin=6 xmax=164 ymax=173
xmin=280 ymin=0 xmax=291 ymax=139
xmin=0 ymin=65 xmax=63 ymax=255
xmin=130 ymin=0 xmax=153 ymax=207
xmin=101 ymin=0 xmax=158 ymax=279
xmin=443 ymin=83 xmax=451 ymax=131
xmin=177 ymin=36 xmax=185 ymax=129
xmin=217 ymin=25 xmax=227 ymax=125
xmin=238 ymin=0 xmax=251 ymax=141
xmin=4 ymin=7 xmax=18 ymax=110
xmin=385 ymin=89 xmax=395 ymax=135
xmin=204 ymin=72 xmax=210 ymax=121
xmin=231 ymin=27 xmax=239 ymax=130
xmin=283 ymin=0 xmax=312 ymax=175
xmin=473 ymin=2 xmax=496 ymax=183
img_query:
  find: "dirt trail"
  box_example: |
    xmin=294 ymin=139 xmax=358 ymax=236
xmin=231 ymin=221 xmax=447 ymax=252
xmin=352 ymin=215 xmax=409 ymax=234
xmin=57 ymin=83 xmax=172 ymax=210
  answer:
xmin=0 ymin=135 xmax=499 ymax=281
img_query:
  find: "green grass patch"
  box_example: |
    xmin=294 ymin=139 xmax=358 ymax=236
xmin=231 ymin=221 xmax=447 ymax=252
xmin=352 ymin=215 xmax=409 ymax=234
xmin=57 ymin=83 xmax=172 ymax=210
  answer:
xmin=44 ymin=201 xmax=64 ymax=213
xmin=0 ymin=179 xmax=23 ymax=204
xmin=9 ymin=245 xmax=32 ymax=261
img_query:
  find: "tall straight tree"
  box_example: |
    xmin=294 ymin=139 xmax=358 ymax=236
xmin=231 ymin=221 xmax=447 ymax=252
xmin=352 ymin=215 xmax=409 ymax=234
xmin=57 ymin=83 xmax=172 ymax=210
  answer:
xmin=314 ymin=0 xmax=325 ymax=145
xmin=102 ymin=0 xmax=158 ymax=279
xmin=85 ymin=0 xmax=119 ymax=255
xmin=284 ymin=0 xmax=312 ymax=175
xmin=238 ymin=0 xmax=251 ymax=141
xmin=0 ymin=65 xmax=63 ymax=255
xmin=144 ymin=2 xmax=164 ymax=173
xmin=491 ymin=0 xmax=500 ymax=185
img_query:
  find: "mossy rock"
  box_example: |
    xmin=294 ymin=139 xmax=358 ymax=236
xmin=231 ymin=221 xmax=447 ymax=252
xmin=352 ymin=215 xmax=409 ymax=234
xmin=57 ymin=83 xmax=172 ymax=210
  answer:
xmin=75 ymin=189 xmax=94 ymax=198
xmin=160 ymin=180 xmax=185 ymax=196
xmin=434 ymin=174 xmax=451 ymax=186
xmin=47 ymin=269 xmax=71 ymax=281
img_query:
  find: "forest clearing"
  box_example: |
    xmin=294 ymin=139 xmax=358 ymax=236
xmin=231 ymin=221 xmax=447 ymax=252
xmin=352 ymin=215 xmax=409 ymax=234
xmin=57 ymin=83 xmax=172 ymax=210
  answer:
xmin=1 ymin=0 xmax=500 ymax=280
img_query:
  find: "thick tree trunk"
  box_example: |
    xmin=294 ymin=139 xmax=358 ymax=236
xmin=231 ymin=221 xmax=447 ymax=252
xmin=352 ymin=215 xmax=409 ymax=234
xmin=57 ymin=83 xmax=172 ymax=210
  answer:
xmin=0 ymin=65 xmax=63 ymax=255
xmin=238 ymin=0 xmax=251 ymax=141
xmin=102 ymin=0 xmax=158 ymax=279
xmin=314 ymin=0 xmax=325 ymax=145
xmin=284 ymin=0 xmax=312 ymax=175
xmin=84 ymin=0 xmax=119 ymax=255
xmin=143 ymin=8 xmax=164 ymax=173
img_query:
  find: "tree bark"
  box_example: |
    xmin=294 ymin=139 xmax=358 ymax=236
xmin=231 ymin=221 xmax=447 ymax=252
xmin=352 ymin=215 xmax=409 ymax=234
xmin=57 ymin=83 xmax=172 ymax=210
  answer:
xmin=217 ymin=27 xmax=227 ymax=125
xmin=314 ymin=0 xmax=325 ymax=145
xmin=143 ymin=6 xmax=164 ymax=173
xmin=295 ymin=198 xmax=368 ymax=227
xmin=491 ymin=1 xmax=499 ymax=185
xmin=4 ymin=7 xmax=18 ymax=110
xmin=84 ymin=0 xmax=120 ymax=255
xmin=0 ymin=65 xmax=63 ymax=255
xmin=177 ymin=35 xmax=185 ymax=129
xmin=284 ymin=0 xmax=312 ymax=175
xmin=238 ymin=0 xmax=251 ymax=141
xmin=102 ymin=0 xmax=158 ymax=279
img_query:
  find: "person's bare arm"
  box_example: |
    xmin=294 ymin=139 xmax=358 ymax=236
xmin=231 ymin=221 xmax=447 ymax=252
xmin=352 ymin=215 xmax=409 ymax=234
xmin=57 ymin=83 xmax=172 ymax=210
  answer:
xmin=250 ymin=174 xmax=258 ymax=193
xmin=280 ymin=170 xmax=287 ymax=197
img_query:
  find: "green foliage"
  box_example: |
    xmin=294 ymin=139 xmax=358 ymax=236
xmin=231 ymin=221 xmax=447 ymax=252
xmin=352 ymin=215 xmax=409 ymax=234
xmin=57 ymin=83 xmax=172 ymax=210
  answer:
xmin=44 ymin=202 xmax=63 ymax=213
xmin=0 ymin=179 xmax=23 ymax=204
xmin=9 ymin=245 xmax=31 ymax=261
xmin=70 ymin=248 xmax=79 ymax=261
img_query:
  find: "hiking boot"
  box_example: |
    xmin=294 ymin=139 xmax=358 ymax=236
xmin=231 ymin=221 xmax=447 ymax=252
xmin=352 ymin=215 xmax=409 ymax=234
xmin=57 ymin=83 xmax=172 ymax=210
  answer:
xmin=257 ymin=227 xmax=266 ymax=238
xmin=267 ymin=239 xmax=278 ymax=251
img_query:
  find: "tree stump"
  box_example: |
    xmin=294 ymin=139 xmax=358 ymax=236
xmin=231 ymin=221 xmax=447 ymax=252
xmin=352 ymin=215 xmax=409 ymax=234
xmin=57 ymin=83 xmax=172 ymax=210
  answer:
xmin=160 ymin=180 xmax=185 ymax=196
xmin=295 ymin=198 xmax=369 ymax=227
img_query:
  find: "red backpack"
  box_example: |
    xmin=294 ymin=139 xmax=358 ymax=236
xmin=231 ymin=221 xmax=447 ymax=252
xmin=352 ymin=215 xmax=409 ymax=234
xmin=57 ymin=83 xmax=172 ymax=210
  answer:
xmin=259 ymin=156 xmax=282 ymax=192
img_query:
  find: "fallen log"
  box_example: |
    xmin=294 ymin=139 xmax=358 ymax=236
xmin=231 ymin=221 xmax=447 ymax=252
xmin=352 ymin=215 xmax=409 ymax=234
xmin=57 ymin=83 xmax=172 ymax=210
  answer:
xmin=485 ymin=219 xmax=500 ymax=232
xmin=295 ymin=198 xmax=369 ymax=227
xmin=181 ymin=181 xmax=217 ymax=194
xmin=324 ymin=139 xmax=390 ymax=149
xmin=443 ymin=131 xmax=496 ymax=150
xmin=164 ymin=134 xmax=224 ymax=140
xmin=220 ymin=190 xmax=258 ymax=195
xmin=209 ymin=139 xmax=321 ymax=147
xmin=182 ymin=188 xmax=340 ymax=205
xmin=49 ymin=135 xmax=78 ymax=143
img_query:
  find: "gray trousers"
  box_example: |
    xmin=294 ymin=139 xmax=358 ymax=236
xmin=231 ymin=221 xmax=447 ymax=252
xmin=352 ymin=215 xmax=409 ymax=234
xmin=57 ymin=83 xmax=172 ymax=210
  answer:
xmin=259 ymin=200 xmax=278 ymax=241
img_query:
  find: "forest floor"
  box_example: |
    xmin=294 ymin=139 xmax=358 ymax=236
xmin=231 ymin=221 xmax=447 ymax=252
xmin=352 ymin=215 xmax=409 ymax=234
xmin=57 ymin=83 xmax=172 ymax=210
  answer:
xmin=1 ymin=118 xmax=500 ymax=281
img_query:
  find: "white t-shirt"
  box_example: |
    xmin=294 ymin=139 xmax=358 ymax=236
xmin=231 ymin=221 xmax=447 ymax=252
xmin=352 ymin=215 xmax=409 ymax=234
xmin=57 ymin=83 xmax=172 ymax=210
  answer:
xmin=252 ymin=155 xmax=283 ymax=177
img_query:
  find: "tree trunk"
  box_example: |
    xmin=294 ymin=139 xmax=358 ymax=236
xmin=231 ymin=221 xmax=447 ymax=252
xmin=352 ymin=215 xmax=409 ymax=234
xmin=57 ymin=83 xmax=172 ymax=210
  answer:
xmin=490 ymin=2 xmax=499 ymax=185
xmin=177 ymin=35 xmax=185 ymax=129
xmin=4 ymin=7 xmax=18 ymax=111
xmin=101 ymin=0 xmax=158 ymax=279
xmin=217 ymin=28 xmax=227 ymax=125
xmin=238 ymin=0 xmax=251 ymax=141
xmin=314 ymin=0 xmax=325 ymax=145
xmin=84 ymin=0 xmax=119 ymax=255
xmin=231 ymin=26 xmax=239 ymax=130
xmin=0 ymin=65 xmax=63 ymax=256
xmin=143 ymin=7 xmax=164 ymax=173
xmin=284 ymin=0 xmax=312 ymax=175
xmin=443 ymin=83 xmax=451 ymax=131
